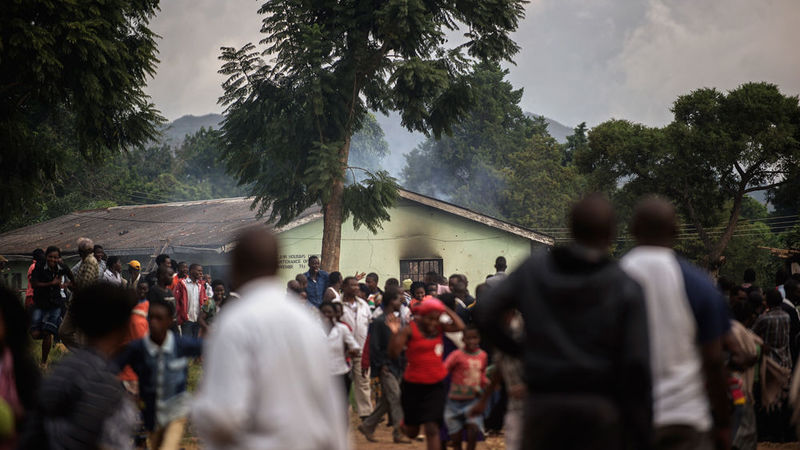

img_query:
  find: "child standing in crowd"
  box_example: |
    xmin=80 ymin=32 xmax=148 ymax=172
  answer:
xmin=199 ymin=279 xmax=225 ymax=336
xmin=114 ymin=298 xmax=202 ymax=450
xmin=443 ymin=326 xmax=489 ymax=450
xmin=324 ymin=272 xmax=343 ymax=303
xmin=409 ymin=281 xmax=427 ymax=309
xmin=388 ymin=298 xmax=465 ymax=450
xmin=319 ymin=302 xmax=360 ymax=408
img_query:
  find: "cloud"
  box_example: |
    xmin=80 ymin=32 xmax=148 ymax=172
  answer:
xmin=144 ymin=0 xmax=800 ymax=128
xmin=609 ymin=0 xmax=800 ymax=125
xmin=505 ymin=0 xmax=800 ymax=127
xmin=144 ymin=0 xmax=262 ymax=120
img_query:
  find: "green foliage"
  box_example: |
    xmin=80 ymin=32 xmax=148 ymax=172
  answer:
xmin=342 ymin=171 xmax=400 ymax=233
xmin=402 ymin=61 xmax=585 ymax=229
xmin=0 ymin=128 xmax=247 ymax=232
xmin=503 ymin=134 xmax=586 ymax=230
xmin=0 ymin=0 xmax=164 ymax=218
xmin=717 ymin=221 xmax=782 ymax=288
xmin=783 ymin=225 xmax=800 ymax=251
xmin=562 ymin=122 xmax=588 ymax=165
xmin=217 ymin=0 xmax=527 ymax=245
xmin=578 ymin=82 xmax=800 ymax=269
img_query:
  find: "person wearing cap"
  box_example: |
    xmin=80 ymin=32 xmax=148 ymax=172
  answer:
xmin=387 ymin=297 xmax=465 ymax=450
xmin=127 ymin=260 xmax=141 ymax=288
xmin=402 ymin=279 xmax=413 ymax=304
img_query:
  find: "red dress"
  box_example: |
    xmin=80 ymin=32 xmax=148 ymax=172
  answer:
xmin=403 ymin=321 xmax=446 ymax=384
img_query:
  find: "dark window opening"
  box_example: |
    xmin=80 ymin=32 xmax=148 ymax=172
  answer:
xmin=400 ymin=259 xmax=443 ymax=282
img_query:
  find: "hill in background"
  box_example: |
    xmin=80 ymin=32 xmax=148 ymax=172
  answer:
xmin=160 ymin=113 xmax=223 ymax=146
xmin=526 ymin=113 xmax=573 ymax=142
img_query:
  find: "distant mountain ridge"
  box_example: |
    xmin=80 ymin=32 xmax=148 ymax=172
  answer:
xmin=162 ymin=112 xmax=573 ymax=177
xmin=159 ymin=113 xmax=223 ymax=146
xmin=524 ymin=113 xmax=573 ymax=143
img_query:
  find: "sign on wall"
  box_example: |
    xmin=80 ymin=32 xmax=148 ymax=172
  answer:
xmin=278 ymin=254 xmax=309 ymax=271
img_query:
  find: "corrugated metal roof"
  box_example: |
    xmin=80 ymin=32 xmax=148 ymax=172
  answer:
xmin=0 ymin=189 xmax=552 ymax=257
xmin=0 ymin=198 xmax=320 ymax=257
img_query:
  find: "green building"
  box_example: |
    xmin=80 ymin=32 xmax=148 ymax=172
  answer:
xmin=0 ymin=189 xmax=552 ymax=296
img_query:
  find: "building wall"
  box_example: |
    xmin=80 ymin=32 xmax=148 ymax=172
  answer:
xmin=4 ymin=199 xmax=548 ymax=297
xmin=276 ymin=199 xmax=546 ymax=292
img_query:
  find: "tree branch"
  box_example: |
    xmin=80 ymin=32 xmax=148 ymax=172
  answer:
xmin=733 ymin=161 xmax=745 ymax=178
xmin=744 ymin=180 xmax=789 ymax=193
xmin=347 ymin=165 xmax=376 ymax=178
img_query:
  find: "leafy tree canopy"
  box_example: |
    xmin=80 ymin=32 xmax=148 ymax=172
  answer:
xmin=0 ymin=128 xmax=247 ymax=233
xmin=217 ymin=0 xmax=527 ymax=269
xmin=0 ymin=0 xmax=164 ymax=217
xmin=577 ymin=82 xmax=800 ymax=269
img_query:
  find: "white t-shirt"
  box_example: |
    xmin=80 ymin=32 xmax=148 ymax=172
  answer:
xmin=324 ymin=322 xmax=360 ymax=375
xmin=326 ymin=286 xmax=341 ymax=303
xmin=184 ymin=278 xmax=201 ymax=322
xmin=102 ymin=270 xmax=123 ymax=286
xmin=337 ymin=297 xmax=371 ymax=348
xmin=192 ymin=278 xmax=348 ymax=450
xmin=621 ymin=246 xmax=714 ymax=431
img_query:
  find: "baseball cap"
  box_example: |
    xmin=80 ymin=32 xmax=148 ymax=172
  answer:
xmin=128 ymin=260 xmax=141 ymax=270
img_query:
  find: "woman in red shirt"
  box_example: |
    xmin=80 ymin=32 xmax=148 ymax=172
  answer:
xmin=388 ymin=297 xmax=465 ymax=450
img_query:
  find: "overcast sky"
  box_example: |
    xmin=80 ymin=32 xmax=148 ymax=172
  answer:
xmin=146 ymin=0 xmax=800 ymax=128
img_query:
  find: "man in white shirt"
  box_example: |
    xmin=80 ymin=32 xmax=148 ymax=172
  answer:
xmin=336 ymin=276 xmax=373 ymax=419
xmin=620 ymin=197 xmax=732 ymax=450
xmin=174 ymin=264 xmax=207 ymax=338
xmin=192 ymin=227 xmax=347 ymax=450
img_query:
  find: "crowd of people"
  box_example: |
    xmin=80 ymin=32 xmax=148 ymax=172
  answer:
xmin=0 ymin=194 xmax=798 ymax=449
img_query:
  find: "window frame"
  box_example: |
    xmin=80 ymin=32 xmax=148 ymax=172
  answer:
xmin=399 ymin=258 xmax=444 ymax=283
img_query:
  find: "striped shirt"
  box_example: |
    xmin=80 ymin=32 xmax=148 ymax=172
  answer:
xmin=752 ymin=308 xmax=791 ymax=369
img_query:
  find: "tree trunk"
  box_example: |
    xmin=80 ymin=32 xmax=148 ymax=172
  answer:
xmin=707 ymin=188 xmax=745 ymax=272
xmin=320 ymin=137 xmax=352 ymax=272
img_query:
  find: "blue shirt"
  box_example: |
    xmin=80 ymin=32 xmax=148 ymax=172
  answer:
xmin=676 ymin=259 xmax=731 ymax=344
xmin=304 ymin=269 xmax=329 ymax=307
xmin=114 ymin=331 xmax=202 ymax=430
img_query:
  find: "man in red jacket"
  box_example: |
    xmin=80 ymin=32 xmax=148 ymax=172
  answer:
xmin=173 ymin=263 xmax=207 ymax=338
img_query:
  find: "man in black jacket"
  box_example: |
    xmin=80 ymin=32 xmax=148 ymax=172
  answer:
xmin=475 ymin=194 xmax=652 ymax=450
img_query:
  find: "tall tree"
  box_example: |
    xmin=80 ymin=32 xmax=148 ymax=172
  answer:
xmin=577 ymin=82 xmax=800 ymax=270
xmin=502 ymin=133 xmax=585 ymax=230
xmin=402 ymin=61 xmax=546 ymax=217
xmin=0 ymin=0 xmax=164 ymax=217
xmin=217 ymin=0 xmax=526 ymax=270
